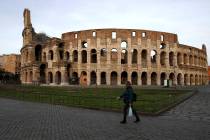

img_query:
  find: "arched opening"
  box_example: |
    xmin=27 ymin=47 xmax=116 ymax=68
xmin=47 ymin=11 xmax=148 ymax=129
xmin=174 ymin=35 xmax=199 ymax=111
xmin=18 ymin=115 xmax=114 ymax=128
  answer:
xmin=58 ymin=43 xmax=64 ymax=60
xmin=29 ymin=71 xmax=33 ymax=83
xmin=111 ymin=48 xmax=118 ymax=62
xmin=71 ymin=72 xmax=79 ymax=85
xmin=101 ymin=72 xmax=106 ymax=85
xmin=151 ymin=50 xmax=157 ymax=64
xmin=177 ymin=73 xmax=182 ymax=85
xmin=141 ymin=50 xmax=147 ymax=67
xmin=141 ymin=72 xmax=147 ymax=85
xmin=111 ymin=71 xmax=117 ymax=85
xmin=90 ymin=71 xmax=97 ymax=85
xmin=26 ymin=51 xmax=29 ymax=62
xmin=177 ymin=52 xmax=182 ymax=66
xmin=189 ymin=55 xmax=193 ymax=65
xmin=49 ymin=50 xmax=53 ymax=60
xmin=184 ymin=74 xmax=188 ymax=86
xmin=160 ymin=51 xmax=166 ymax=66
xmin=82 ymin=41 xmax=88 ymax=48
xmin=190 ymin=74 xmax=194 ymax=85
xmin=132 ymin=49 xmax=138 ymax=64
xmin=121 ymin=49 xmax=128 ymax=64
xmin=91 ymin=49 xmax=97 ymax=63
xmin=169 ymin=73 xmax=175 ymax=85
xmin=184 ymin=54 xmax=187 ymax=65
xmin=55 ymin=71 xmax=61 ymax=85
xmin=40 ymin=64 xmax=46 ymax=83
xmin=73 ymin=50 xmax=78 ymax=62
xmin=80 ymin=71 xmax=87 ymax=85
xmin=160 ymin=73 xmax=166 ymax=86
xmin=35 ymin=45 xmax=42 ymax=61
xmin=151 ymin=72 xmax=157 ymax=85
xmin=48 ymin=72 xmax=53 ymax=83
xmin=25 ymin=72 xmax=27 ymax=82
xmin=81 ymin=50 xmax=87 ymax=63
xmin=100 ymin=48 xmax=107 ymax=63
xmin=121 ymin=41 xmax=127 ymax=49
xmin=65 ymin=51 xmax=70 ymax=61
xmin=169 ymin=52 xmax=174 ymax=66
xmin=131 ymin=72 xmax=138 ymax=85
xmin=194 ymin=56 xmax=197 ymax=65
xmin=121 ymin=71 xmax=128 ymax=84
xmin=195 ymin=75 xmax=198 ymax=85
xmin=160 ymin=43 xmax=166 ymax=49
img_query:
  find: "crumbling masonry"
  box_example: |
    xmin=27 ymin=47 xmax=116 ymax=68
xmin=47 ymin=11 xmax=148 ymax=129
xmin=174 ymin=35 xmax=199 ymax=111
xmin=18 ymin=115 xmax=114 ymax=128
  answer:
xmin=20 ymin=9 xmax=208 ymax=86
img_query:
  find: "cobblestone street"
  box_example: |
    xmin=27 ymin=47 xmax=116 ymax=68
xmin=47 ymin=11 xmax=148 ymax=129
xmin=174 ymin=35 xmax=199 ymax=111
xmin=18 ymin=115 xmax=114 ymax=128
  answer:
xmin=0 ymin=86 xmax=210 ymax=140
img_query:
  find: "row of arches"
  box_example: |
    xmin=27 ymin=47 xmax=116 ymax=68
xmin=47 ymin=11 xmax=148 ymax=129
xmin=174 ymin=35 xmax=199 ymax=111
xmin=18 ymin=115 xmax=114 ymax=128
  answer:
xmin=36 ymin=71 xmax=207 ymax=86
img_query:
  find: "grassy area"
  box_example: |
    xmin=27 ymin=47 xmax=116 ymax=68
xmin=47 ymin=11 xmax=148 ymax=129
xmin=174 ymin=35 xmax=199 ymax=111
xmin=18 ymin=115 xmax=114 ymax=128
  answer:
xmin=0 ymin=85 xmax=193 ymax=114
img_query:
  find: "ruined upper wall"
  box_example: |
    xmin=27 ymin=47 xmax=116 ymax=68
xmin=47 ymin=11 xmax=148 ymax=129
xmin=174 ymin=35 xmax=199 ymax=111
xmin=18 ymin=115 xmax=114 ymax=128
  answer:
xmin=62 ymin=28 xmax=178 ymax=44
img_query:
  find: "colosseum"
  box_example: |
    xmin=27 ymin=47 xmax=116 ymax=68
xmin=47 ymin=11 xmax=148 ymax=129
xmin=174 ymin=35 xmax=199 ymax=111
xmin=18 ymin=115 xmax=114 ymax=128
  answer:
xmin=20 ymin=9 xmax=209 ymax=86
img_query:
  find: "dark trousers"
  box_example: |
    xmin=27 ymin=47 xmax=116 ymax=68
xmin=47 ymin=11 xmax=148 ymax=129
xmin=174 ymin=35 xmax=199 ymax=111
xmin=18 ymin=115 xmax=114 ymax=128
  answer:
xmin=123 ymin=103 xmax=140 ymax=121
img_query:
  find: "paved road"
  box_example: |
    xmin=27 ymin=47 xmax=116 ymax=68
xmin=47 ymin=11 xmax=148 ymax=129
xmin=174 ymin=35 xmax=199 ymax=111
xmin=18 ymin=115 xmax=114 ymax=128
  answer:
xmin=0 ymin=86 xmax=210 ymax=140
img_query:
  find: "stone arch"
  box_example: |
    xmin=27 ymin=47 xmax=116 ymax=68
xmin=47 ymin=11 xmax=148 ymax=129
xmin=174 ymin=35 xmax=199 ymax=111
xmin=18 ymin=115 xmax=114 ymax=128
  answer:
xmin=169 ymin=52 xmax=174 ymax=66
xmin=169 ymin=73 xmax=175 ymax=85
xmin=82 ymin=41 xmax=88 ymax=48
xmin=90 ymin=71 xmax=97 ymax=85
xmin=177 ymin=73 xmax=182 ymax=85
xmin=160 ymin=72 xmax=167 ymax=86
xmin=55 ymin=71 xmax=61 ymax=85
xmin=100 ymin=48 xmax=107 ymax=62
xmin=80 ymin=71 xmax=87 ymax=85
xmin=81 ymin=50 xmax=87 ymax=63
xmin=160 ymin=51 xmax=166 ymax=66
xmin=101 ymin=72 xmax=106 ymax=85
xmin=40 ymin=64 xmax=46 ymax=84
xmin=177 ymin=52 xmax=182 ymax=66
xmin=25 ymin=71 xmax=27 ymax=82
xmin=184 ymin=74 xmax=188 ymax=86
xmin=195 ymin=74 xmax=198 ymax=85
xmin=131 ymin=72 xmax=138 ymax=85
xmin=73 ymin=50 xmax=78 ymax=62
xmin=29 ymin=71 xmax=33 ymax=83
xmin=141 ymin=72 xmax=147 ymax=85
xmin=184 ymin=54 xmax=187 ymax=65
xmin=111 ymin=48 xmax=118 ymax=62
xmin=151 ymin=72 xmax=157 ymax=85
xmin=111 ymin=71 xmax=117 ymax=85
xmin=49 ymin=50 xmax=53 ymax=60
xmin=189 ymin=55 xmax=193 ymax=65
xmin=91 ymin=49 xmax=97 ymax=63
xmin=58 ymin=43 xmax=64 ymax=60
xmin=65 ymin=51 xmax=70 ymax=61
xmin=141 ymin=50 xmax=147 ymax=67
xmin=48 ymin=72 xmax=53 ymax=83
xmin=121 ymin=41 xmax=128 ymax=49
xmin=132 ymin=49 xmax=138 ymax=64
xmin=121 ymin=71 xmax=128 ymax=84
xmin=151 ymin=50 xmax=157 ymax=64
xmin=190 ymin=74 xmax=194 ymax=85
xmin=35 ymin=44 xmax=42 ymax=61
xmin=121 ymin=49 xmax=128 ymax=64
xmin=71 ymin=72 xmax=79 ymax=85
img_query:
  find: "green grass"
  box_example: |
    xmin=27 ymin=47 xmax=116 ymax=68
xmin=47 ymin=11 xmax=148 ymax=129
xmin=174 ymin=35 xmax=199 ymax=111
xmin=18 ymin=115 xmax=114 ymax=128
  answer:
xmin=0 ymin=85 xmax=193 ymax=114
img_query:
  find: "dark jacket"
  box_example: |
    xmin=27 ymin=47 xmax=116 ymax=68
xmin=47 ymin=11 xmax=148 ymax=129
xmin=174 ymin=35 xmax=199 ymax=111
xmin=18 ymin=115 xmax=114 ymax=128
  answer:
xmin=120 ymin=86 xmax=134 ymax=104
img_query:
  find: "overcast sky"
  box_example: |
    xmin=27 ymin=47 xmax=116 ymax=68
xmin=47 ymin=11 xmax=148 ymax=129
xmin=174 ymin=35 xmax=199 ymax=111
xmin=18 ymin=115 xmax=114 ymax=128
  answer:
xmin=0 ymin=0 xmax=210 ymax=64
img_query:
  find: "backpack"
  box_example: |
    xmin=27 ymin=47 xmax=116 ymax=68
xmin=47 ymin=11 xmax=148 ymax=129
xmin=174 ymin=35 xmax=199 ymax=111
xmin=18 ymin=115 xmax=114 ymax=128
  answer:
xmin=132 ymin=92 xmax=137 ymax=102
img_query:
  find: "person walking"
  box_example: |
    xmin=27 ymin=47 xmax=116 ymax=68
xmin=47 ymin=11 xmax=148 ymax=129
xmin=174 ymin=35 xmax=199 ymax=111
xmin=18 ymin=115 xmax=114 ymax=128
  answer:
xmin=118 ymin=81 xmax=140 ymax=124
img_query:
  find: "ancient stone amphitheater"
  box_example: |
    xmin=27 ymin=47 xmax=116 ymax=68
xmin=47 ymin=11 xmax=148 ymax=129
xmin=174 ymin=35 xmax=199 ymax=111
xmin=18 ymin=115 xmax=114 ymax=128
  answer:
xmin=20 ymin=9 xmax=208 ymax=86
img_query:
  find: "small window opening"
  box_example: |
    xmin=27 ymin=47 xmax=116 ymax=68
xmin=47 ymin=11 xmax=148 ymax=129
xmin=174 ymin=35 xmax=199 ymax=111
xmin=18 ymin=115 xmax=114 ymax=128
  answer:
xmin=112 ymin=32 xmax=116 ymax=39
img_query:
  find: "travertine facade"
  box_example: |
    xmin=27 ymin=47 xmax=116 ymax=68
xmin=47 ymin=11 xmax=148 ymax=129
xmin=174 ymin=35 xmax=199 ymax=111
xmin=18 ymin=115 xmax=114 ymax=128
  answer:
xmin=0 ymin=54 xmax=21 ymax=75
xmin=20 ymin=9 xmax=208 ymax=86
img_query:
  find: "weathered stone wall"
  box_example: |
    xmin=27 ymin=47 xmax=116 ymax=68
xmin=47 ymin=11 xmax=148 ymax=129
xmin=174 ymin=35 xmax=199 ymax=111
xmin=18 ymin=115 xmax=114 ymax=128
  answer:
xmin=20 ymin=9 xmax=208 ymax=86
